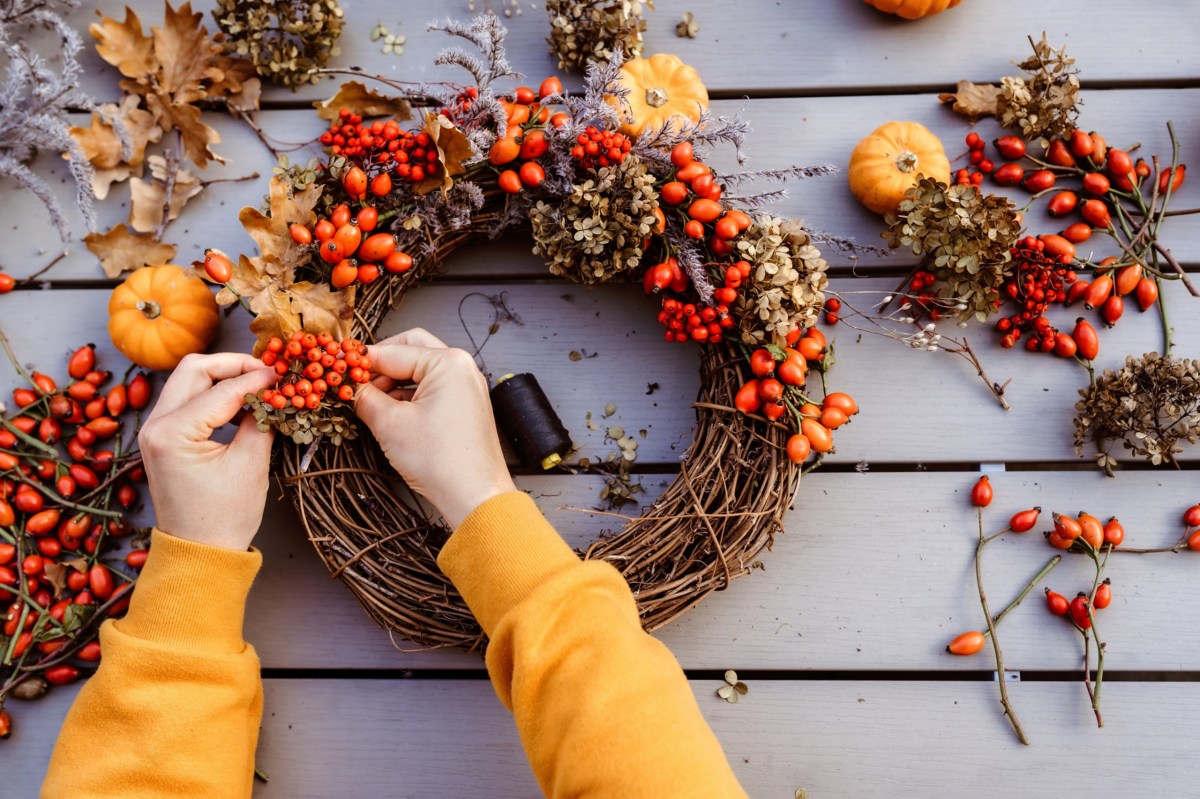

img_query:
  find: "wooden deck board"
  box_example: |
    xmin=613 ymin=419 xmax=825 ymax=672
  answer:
xmin=11 ymin=678 xmax=1200 ymax=797
xmin=6 ymin=89 xmax=1200 ymax=282
xmin=66 ymin=0 xmax=1200 ymax=102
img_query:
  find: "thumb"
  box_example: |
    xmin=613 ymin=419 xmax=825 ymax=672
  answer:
xmin=354 ymin=380 xmax=412 ymax=432
xmin=229 ymin=411 xmax=275 ymax=464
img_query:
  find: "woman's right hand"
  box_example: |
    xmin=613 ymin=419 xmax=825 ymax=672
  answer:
xmin=353 ymin=329 xmax=516 ymax=530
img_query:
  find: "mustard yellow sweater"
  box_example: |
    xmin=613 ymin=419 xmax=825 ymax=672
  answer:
xmin=43 ymin=492 xmax=747 ymax=797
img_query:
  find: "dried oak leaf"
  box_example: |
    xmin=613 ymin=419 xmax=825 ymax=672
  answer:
xmin=70 ymin=96 xmax=164 ymax=197
xmin=938 ymin=80 xmax=1001 ymax=122
xmin=247 ymin=280 xmax=355 ymax=356
xmin=206 ymin=54 xmax=258 ymax=102
xmin=85 ymin=223 xmax=177 ymax=278
xmin=90 ymin=7 xmax=156 ymax=79
xmin=313 ymin=80 xmax=412 ymax=122
xmin=129 ymin=157 xmax=204 ymax=232
xmin=416 ymin=113 xmax=474 ymax=197
xmin=239 ymin=176 xmax=323 ymax=270
xmin=153 ymin=1 xmax=220 ymax=107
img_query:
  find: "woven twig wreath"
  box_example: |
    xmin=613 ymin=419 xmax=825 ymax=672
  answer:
xmin=279 ymin=218 xmax=800 ymax=650
xmin=213 ymin=18 xmax=844 ymax=652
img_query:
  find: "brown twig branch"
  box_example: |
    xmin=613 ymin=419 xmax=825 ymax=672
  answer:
xmin=976 ymin=510 xmax=1030 ymax=745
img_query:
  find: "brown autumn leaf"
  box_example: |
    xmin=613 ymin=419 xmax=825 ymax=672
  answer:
xmin=313 ymin=80 xmax=413 ymax=122
xmin=246 ymin=280 xmax=355 ymax=355
xmin=938 ymin=80 xmax=1001 ymax=122
xmin=153 ymin=1 xmax=219 ymax=107
xmin=90 ymin=6 xmax=156 ymax=79
xmin=416 ymin=113 xmax=474 ymax=197
xmin=70 ymin=95 xmax=165 ymax=197
xmin=85 ymin=223 xmax=178 ymax=278
xmin=206 ymin=54 xmax=258 ymax=103
xmin=129 ymin=157 xmax=204 ymax=232
xmin=149 ymin=97 xmax=223 ymax=168
xmin=239 ymin=175 xmax=322 ymax=269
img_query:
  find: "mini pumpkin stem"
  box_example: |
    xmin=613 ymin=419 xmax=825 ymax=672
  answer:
xmin=895 ymin=150 xmax=919 ymax=174
xmin=135 ymin=300 xmax=163 ymax=320
xmin=645 ymin=87 xmax=669 ymax=108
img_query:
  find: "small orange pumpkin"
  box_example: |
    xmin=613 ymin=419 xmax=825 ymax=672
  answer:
xmin=848 ymin=121 xmax=950 ymax=215
xmin=608 ymin=54 xmax=709 ymax=138
xmin=863 ymin=0 xmax=963 ymax=19
xmin=108 ymin=264 xmax=219 ymax=371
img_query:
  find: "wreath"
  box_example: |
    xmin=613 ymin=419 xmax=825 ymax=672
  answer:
xmin=197 ymin=17 xmax=856 ymax=650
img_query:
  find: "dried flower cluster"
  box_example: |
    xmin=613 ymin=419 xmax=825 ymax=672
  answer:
xmin=213 ymin=0 xmax=344 ymax=88
xmin=0 ymin=0 xmax=100 ymax=242
xmin=545 ymin=0 xmax=651 ymax=72
xmin=246 ymin=392 xmax=358 ymax=445
xmin=1074 ymin=352 xmax=1200 ymax=475
xmin=997 ymin=34 xmax=1080 ymax=140
xmin=883 ymin=177 xmax=1021 ymax=321
xmin=530 ymin=156 xmax=659 ymax=284
xmin=734 ymin=217 xmax=829 ymax=346
xmin=939 ymin=34 xmax=1080 ymax=140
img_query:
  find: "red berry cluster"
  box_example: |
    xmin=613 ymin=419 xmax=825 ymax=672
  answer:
xmin=570 ymin=125 xmax=632 ymax=171
xmin=994 ymin=237 xmax=1078 ymax=351
xmin=899 ymin=270 xmax=949 ymax=322
xmin=320 ymin=109 xmax=441 ymax=186
xmin=290 ymin=203 xmax=413 ymax=290
xmin=488 ymin=77 xmax=566 ymax=194
xmin=659 ymin=143 xmax=747 ymax=256
xmin=2 ymin=344 xmax=151 ymax=726
xmin=436 ymin=86 xmax=480 ymax=124
xmin=259 ymin=332 xmax=373 ymax=409
xmin=649 ymin=258 xmax=743 ymax=344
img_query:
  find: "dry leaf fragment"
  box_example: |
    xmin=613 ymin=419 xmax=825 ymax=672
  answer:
xmin=129 ymin=157 xmax=203 ymax=232
xmin=247 ymin=280 xmax=354 ymax=355
xmin=938 ymin=80 xmax=1001 ymax=122
xmin=153 ymin=1 xmax=220 ymax=106
xmin=69 ymin=95 xmax=165 ymax=197
xmin=312 ymin=80 xmax=413 ymax=122
xmin=238 ymin=176 xmax=322 ymax=270
xmin=416 ymin=113 xmax=474 ymax=196
xmin=90 ymin=7 xmax=156 ymax=79
xmin=85 ymin=223 xmax=177 ymax=278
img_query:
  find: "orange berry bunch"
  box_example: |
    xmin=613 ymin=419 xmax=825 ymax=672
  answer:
xmin=659 ymin=142 xmax=751 ymax=257
xmin=569 ymin=125 xmax=632 ymax=171
xmin=489 ymin=77 xmax=566 ymax=195
xmin=292 ymin=202 xmax=413 ymax=290
xmin=320 ymin=109 xmax=441 ymax=186
xmin=258 ymin=331 xmax=372 ymax=410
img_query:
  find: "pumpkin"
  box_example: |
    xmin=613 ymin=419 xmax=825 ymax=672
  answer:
xmin=108 ymin=264 xmax=219 ymax=371
xmin=608 ymin=54 xmax=709 ymax=138
xmin=863 ymin=0 xmax=963 ymax=19
xmin=848 ymin=121 xmax=950 ymax=215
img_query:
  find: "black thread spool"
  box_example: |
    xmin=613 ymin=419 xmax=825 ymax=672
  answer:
xmin=490 ymin=373 xmax=572 ymax=470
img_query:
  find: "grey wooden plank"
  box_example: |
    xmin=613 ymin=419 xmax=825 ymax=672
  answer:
xmin=10 ymin=679 xmax=1200 ymax=797
xmin=3 ymin=275 xmax=1199 ymax=467
xmin=64 ymin=0 xmax=1200 ymax=103
xmin=7 ymin=89 xmax=1200 ymax=281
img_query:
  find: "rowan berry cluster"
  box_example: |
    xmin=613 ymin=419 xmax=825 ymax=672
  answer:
xmin=258 ymin=331 xmax=372 ymax=410
xmin=320 ymin=109 xmax=441 ymax=186
xmin=570 ymin=126 xmax=632 ymax=171
xmin=648 ymin=257 xmax=739 ymax=344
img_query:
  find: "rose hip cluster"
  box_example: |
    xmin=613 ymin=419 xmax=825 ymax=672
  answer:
xmin=257 ymin=331 xmax=372 ymax=410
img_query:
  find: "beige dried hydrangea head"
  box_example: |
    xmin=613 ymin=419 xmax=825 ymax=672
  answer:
xmin=996 ymin=34 xmax=1080 ymax=140
xmin=545 ymin=0 xmax=651 ymax=71
xmin=530 ymin=156 xmax=659 ymax=284
xmin=733 ymin=216 xmax=828 ymax=347
xmin=213 ymin=0 xmax=345 ymax=89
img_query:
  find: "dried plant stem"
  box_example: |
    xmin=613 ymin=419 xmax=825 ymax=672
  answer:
xmin=944 ymin=337 xmax=1011 ymax=411
xmin=154 ymin=131 xmax=182 ymax=241
xmin=976 ymin=510 xmax=1029 ymax=745
xmin=1152 ymin=241 xmax=1198 ymax=296
xmin=14 ymin=251 xmax=67 ymax=285
xmin=985 ymin=554 xmax=1061 ymax=635
xmin=1112 ymin=524 xmax=1193 ymax=554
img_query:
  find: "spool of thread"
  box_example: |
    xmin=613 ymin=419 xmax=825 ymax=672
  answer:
xmin=490 ymin=373 xmax=572 ymax=470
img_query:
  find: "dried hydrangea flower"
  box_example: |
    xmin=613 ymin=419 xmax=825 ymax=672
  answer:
xmin=676 ymin=11 xmax=699 ymax=38
xmin=1074 ymin=352 xmax=1200 ymax=476
xmin=883 ymin=177 xmax=1021 ymax=321
xmin=996 ymin=34 xmax=1080 ymax=140
xmin=734 ymin=217 xmax=828 ymax=347
xmin=530 ymin=156 xmax=659 ymax=284
xmin=545 ymin=0 xmax=652 ymax=72
xmin=213 ymin=0 xmax=345 ymax=89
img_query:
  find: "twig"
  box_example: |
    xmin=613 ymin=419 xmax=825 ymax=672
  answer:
xmin=15 ymin=251 xmax=67 ymax=285
xmin=987 ymin=555 xmax=1061 ymax=632
xmin=976 ymin=509 xmax=1029 ymax=745
xmin=200 ymin=171 xmax=261 ymax=188
xmin=154 ymin=131 xmax=182 ymax=241
xmin=1152 ymin=241 xmax=1198 ymax=296
xmin=946 ymin=337 xmax=1012 ymax=411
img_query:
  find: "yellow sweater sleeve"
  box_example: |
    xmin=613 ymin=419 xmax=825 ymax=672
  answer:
xmin=42 ymin=529 xmax=263 ymax=799
xmin=438 ymin=491 xmax=748 ymax=799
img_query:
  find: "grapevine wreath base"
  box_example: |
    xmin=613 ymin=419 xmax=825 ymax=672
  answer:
xmin=203 ymin=17 xmax=854 ymax=652
xmin=280 ymin=241 xmax=799 ymax=650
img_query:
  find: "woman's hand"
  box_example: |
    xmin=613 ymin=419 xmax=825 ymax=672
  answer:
xmin=138 ymin=353 xmax=278 ymax=551
xmin=354 ymin=329 xmax=515 ymax=530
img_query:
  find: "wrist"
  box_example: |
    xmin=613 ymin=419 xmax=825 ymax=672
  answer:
xmin=436 ymin=475 xmax=518 ymax=531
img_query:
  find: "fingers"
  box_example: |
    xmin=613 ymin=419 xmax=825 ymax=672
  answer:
xmin=375 ymin=328 xmax=448 ymax=349
xmin=353 ymin=380 xmax=410 ymax=431
xmin=230 ymin=410 xmax=275 ymax=464
xmin=164 ymin=368 xmax=279 ymax=439
xmin=364 ymin=343 xmax=445 ymax=384
xmin=153 ymin=353 xmax=267 ymax=418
